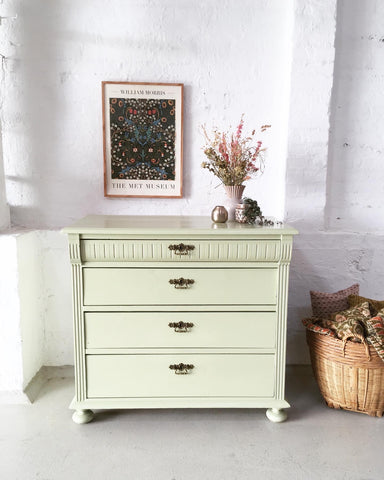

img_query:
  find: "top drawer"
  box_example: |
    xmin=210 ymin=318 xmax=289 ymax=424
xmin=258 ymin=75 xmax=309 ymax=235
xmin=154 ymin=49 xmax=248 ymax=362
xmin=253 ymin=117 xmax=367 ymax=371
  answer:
xmin=80 ymin=239 xmax=281 ymax=263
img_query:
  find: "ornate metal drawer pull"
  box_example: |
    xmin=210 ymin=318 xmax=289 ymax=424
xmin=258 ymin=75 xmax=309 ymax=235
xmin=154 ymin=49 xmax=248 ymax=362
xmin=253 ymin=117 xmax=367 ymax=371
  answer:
xmin=169 ymin=277 xmax=195 ymax=289
xmin=168 ymin=243 xmax=195 ymax=255
xmin=168 ymin=321 xmax=194 ymax=332
xmin=169 ymin=363 xmax=195 ymax=375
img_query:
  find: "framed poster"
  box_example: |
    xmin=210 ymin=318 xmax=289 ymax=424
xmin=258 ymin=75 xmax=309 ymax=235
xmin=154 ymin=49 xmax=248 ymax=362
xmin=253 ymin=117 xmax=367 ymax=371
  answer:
xmin=102 ymin=81 xmax=183 ymax=198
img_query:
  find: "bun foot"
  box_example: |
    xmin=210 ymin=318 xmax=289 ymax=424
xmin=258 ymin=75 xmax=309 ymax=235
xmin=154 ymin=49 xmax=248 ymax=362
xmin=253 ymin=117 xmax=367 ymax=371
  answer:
xmin=266 ymin=408 xmax=287 ymax=423
xmin=72 ymin=409 xmax=95 ymax=424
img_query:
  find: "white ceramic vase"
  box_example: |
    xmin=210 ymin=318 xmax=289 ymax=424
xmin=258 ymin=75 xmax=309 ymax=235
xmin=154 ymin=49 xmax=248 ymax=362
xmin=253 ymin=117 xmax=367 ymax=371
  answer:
xmin=224 ymin=185 xmax=245 ymax=221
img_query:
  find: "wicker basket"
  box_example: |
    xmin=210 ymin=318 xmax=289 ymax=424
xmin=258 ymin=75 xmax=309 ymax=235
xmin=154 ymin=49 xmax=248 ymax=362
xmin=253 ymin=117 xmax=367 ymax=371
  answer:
xmin=306 ymin=329 xmax=384 ymax=417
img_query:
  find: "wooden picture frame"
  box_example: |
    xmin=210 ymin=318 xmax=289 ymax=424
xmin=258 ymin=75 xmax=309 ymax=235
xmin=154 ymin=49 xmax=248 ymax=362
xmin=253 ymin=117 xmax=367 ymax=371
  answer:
xmin=102 ymin=81 xmax=183 ymax=198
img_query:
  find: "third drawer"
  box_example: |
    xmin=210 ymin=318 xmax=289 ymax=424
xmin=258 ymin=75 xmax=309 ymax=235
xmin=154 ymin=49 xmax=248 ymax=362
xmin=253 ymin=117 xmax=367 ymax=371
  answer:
xmin=85 ymin=311 xmax=277 ymax=349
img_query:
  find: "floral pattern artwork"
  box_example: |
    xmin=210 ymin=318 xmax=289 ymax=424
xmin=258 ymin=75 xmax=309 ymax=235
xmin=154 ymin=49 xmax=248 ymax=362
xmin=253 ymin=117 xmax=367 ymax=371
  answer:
xmin=109 ymin=98 xmax=176 ymax=181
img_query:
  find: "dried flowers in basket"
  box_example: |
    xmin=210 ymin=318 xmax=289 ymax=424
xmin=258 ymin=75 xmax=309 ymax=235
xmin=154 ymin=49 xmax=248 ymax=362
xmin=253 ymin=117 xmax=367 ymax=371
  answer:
xmin=303 ymin=299 xmax=384 ymax=417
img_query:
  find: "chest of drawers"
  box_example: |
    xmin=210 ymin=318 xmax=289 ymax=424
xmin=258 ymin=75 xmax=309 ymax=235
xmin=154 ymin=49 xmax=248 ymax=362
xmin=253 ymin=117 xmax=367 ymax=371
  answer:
xmin=63 ymin=215 xmax=297 ymax=424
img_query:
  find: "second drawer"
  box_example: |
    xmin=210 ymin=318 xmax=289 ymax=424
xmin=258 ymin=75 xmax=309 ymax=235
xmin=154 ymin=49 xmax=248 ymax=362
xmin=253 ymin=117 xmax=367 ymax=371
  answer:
xmin=85 ymin=312 xmax=277 ymax=349
xmin=83 ymin=267 xmax=277 ymax=306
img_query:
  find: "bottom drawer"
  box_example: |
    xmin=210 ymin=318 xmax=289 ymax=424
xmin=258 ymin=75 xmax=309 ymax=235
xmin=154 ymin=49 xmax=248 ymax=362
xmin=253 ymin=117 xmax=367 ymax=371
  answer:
xmin=86 ymin=354 xmax=275 ymax=398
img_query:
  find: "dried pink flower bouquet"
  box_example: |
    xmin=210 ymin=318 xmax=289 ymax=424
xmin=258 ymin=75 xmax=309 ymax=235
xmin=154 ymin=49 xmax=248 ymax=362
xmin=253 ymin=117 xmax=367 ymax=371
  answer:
xmin=201 ymin=116 xmax=270 ymax=186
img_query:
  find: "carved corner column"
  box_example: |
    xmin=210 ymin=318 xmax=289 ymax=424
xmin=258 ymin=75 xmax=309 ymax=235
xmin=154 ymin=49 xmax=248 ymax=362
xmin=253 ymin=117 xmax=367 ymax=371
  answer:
xmin=68 ymin=234 xmax=86 ymax=403
xmin=275 ymin=235 xmax=293 ymax=402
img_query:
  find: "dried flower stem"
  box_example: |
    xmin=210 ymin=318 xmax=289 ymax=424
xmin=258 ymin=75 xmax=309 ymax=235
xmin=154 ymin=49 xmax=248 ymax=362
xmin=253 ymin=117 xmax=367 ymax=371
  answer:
xmin=201 ymin=115 xmax=270 ymax=186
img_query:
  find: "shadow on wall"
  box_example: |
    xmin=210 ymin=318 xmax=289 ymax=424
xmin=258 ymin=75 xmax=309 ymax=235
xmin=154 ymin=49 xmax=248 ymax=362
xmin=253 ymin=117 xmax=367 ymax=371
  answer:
xmin=325 ymin=0 xmax=384 ymax=232
xmin=286 ymin=243 xmax=313 ymax=365
xmin=5 ymin=2 xmax=97 ymax=228
xmin=10 ymin=3 xmax=60 ymax=225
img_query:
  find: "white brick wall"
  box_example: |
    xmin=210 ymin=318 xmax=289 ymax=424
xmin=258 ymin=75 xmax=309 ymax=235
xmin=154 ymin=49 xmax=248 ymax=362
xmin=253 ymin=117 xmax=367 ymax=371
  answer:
xmin=1 ymin=0 xmax=384 ymax=395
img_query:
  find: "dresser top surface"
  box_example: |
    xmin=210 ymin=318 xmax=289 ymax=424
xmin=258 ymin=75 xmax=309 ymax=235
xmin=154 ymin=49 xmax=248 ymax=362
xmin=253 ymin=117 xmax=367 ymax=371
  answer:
xmin=62 ymin=215 xmax=298 ymax=236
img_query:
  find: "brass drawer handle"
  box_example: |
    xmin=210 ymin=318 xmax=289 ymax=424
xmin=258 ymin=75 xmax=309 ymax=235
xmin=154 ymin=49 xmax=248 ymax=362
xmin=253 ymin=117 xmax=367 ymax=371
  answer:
xmin=169 ymin=277 xmax=195 ymax=289
xmin=169 ymin=321 xmax=194 ymax=332
xmin=168 ymin=243 xmax=195 ymax=255
xmin=169 ymin=363 xmax=194 ymax=375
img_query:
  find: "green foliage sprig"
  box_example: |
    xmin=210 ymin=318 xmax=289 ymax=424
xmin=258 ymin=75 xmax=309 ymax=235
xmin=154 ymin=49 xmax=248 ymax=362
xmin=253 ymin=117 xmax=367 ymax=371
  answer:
xmin=242 ymin=197 xmax=278 ymax=226
xmin=242 ymin=198 xmax=261 ymax=223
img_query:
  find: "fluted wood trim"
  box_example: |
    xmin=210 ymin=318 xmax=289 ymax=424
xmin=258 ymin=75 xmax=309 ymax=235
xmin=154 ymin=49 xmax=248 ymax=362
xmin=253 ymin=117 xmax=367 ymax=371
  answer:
xmin=72 ymin=263 xmax=86 ymax=402
xmin=275 ymin=262 xmax=290 ymax=400
xmin=274 ymin=236 xmax=293 ymax=399
xmin=68 ymin=233 xmax=86 ymax=401
xmin=80 ymin=239 xmax=282 ymax=262
xmin=68 ymin=234 xmax=82 ymax=264
xmin=279 ymin=236 xmax=293 ymax=264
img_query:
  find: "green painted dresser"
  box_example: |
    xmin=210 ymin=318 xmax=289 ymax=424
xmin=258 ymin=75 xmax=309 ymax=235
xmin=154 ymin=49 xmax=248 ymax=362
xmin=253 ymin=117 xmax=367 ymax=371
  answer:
xmin=63 ymin=215 xmax=298 ymax=424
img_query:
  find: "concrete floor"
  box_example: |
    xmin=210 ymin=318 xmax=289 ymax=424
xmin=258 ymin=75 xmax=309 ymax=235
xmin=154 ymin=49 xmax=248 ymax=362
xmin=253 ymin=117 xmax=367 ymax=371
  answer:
xmin=1 ymin=366 xmax=382 ymax=480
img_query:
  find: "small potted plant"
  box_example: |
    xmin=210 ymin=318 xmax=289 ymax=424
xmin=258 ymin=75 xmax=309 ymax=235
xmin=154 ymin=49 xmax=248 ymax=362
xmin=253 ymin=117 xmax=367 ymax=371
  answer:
xmin=235 ymin=197 xmax=261 ymax=224
xmin=235 ymin=197 xmax=277 ymax=226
